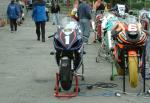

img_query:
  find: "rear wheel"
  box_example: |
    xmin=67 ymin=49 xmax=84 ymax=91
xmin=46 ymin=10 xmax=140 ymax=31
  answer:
xmin=128 ymin=56 xmax=138 ymax=88
xmin=60 ymin=57 xmax=73 ymax=91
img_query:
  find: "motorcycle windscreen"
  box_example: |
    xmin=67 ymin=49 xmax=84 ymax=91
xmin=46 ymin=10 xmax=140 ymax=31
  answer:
xmin=59 ymin=17 xmax=78 ymax=49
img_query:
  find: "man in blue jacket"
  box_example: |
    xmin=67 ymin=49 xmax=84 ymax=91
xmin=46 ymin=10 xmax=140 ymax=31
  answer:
xmin=7 ymin=0 xmax=20 ymax=32
xmin=32 ymin=0 xmax=47 ymax=42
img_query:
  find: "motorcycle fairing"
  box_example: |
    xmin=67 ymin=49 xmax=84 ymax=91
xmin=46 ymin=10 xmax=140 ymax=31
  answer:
xmin=54 ymin=28 xmax=83 ymax=51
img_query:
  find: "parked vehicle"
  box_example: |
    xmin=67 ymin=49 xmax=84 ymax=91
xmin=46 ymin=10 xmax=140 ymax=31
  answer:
xmin=97 ymin=8 xmax=148 ymax=91
xmin=111 ymin=15 xmax=147 ymax=91
xmin=49 ymin=17 xmax=84 ymax=96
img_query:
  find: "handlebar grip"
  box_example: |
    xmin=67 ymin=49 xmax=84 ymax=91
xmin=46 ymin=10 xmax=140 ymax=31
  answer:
xmin=48 ymin=34 xmax=54 ymax=38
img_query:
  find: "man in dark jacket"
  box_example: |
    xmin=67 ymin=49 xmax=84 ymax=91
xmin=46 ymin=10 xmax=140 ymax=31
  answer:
xmin=32 ymin=0 xmax=47 ymax=42
xmin=7 ymin=0 xmax=20 ymax=32
xmin=77 ymin=0 xmax=92 ymax=43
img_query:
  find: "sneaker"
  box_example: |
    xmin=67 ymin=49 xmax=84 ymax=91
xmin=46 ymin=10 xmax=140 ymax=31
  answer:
xmin=37 ymin=38 xmax=40 ymax=41
xmin=11 ymin=31 xmax=14 ymax=33
xmin=42 ymin=39 xmax=45 ymax=42
xmin=37 ymin=37 xmax=40 ymax=41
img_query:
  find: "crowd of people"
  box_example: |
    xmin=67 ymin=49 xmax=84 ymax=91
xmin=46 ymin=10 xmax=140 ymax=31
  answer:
xmin=6 ymin=0 xmax=127 ymax=43
xmin=7 ymin=0 xmax=61 ymax=42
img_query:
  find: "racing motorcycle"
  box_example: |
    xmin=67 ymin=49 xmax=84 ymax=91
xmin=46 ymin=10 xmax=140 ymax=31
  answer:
xmin=100 ymin=4 xmax=126 ymax=51
xmin=96 ymin=12 xmax=119 ymax=63
xmin=111 ymin=15 xmax=147 ymax=91
xmin=49 ymin=17 xmax=84 ymax=95
xmin=96 ymin=4 xmax=126 ymax=62
xmin=102 ymin=12 xmax=119 ymax=51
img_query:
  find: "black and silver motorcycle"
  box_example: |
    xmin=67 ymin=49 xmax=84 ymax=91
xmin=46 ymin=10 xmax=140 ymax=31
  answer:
xmin=50 ymin=17 xmax=84 ymax=91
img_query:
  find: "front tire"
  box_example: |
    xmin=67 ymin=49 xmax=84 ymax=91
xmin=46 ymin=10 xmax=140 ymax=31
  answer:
xmin=128 ymin=56 xmax=138 ymax=88
xmin=60 ymin=57 xmax=73 ymax=91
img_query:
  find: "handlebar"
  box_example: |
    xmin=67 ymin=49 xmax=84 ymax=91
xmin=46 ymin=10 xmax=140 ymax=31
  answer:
xmin=48 ymin=32 xmax=57 ymax=38
xmin=48 ymin=34 xmax=55 ymax=38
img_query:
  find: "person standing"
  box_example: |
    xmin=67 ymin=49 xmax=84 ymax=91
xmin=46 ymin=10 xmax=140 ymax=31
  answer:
xmin=28 ymin=0 xmax=33 ymax=9
xmin=51 ymin=2 xmax=60 ymax=25
xmin=93 ymin=0 xmax=105 ymax=42
xmin=77 ymin=0 xmax=92 ymax=43
xmin=7 ymin=0 xmax=20 ymax=33
xmin=32 ymin=0 xmax=47 ymax=42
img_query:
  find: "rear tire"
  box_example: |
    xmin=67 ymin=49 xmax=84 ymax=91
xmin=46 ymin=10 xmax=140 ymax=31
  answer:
xmin=60 ymin=57 xmax=73 ymax=91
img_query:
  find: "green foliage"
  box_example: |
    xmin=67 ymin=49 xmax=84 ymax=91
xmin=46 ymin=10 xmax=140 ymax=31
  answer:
xmin=127 ymin=0 xmax=150 ymax=9
xmin=83 ymin=0 xmax=150 ymax=10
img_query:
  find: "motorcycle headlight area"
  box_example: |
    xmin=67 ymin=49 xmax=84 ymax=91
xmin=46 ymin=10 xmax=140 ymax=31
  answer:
xmin=54 ymin=39 xmax=64 ymax=49
xmin=127 ymin=31 xmax=138 ymax=39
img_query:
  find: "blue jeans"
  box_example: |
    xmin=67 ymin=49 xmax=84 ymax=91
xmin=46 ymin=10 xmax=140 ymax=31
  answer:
xmin=79 ymin=19 xmax=91 ymax=43
xmin=52 ymin=13 xmax=60 ymax=25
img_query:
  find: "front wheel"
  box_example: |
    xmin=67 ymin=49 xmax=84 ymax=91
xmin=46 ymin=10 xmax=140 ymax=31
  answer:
xmin=60 ymin=57 xmax=73 ymax=91
xmin=128 ymin=56 xmax=138 ymax=88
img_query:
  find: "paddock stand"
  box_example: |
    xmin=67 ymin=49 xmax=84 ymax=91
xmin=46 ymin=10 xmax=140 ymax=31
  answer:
xmin=54 ymin=73 xmax=80 ymax=97
xmin=52 ymin=51 xmax=85 ymax=97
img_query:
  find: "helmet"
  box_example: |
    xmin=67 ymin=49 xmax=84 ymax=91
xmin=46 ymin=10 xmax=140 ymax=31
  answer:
xmin=71 ymin=8 xmax=77 ymax=16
